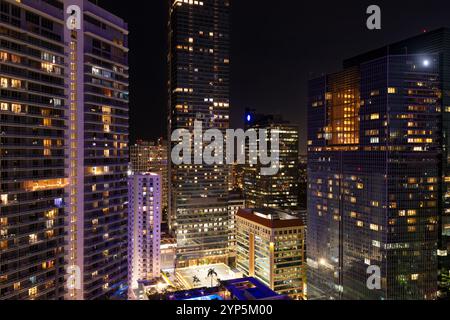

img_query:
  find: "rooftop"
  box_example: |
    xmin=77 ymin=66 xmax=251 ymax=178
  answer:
xmin=237 ymin=208 xmax=304 ymax=229
xmin=165 ymin=277 xmax=289 ymax=301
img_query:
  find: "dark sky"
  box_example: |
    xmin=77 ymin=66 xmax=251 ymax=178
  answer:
xmin=97 ymin=0 xmax=450 ymax=154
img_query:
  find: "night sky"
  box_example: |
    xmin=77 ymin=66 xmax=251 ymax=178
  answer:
xmin=97 ymin=0 xmax=450 ymax=154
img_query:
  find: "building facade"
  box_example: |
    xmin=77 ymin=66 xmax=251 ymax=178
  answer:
xmin=0 ymin=0 xmax=67 ymax=300
xmin=64 ymin=0 xmax=129 ymax=300
xmin=308 ymin=53 xmax=441 ymax=299
xmin=227 ymin=191 xmax=245 ymax=266
xmin=168 ymin=0 xmax=231 ymax=267
xmin=243 ymin=110 xmax=300 ymax=210
xmin=236 ymin=208 xmax=306 ymax=299
xmin=128 ymin=173 xmax=161 ymax=294
xmin=129 ymin=139 xmax=168 ymax=218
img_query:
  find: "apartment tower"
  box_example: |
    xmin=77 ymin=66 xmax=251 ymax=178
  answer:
xmin=128 ymin=173 xmax=161 ymax=296
xmin=64 ymin=0 xmax=129 ymax=300
xmin=0 ymin=0 xmax=67 ymax=300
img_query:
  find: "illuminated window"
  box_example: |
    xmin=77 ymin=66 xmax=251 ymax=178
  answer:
xmin=43 ymin=118 xmax=52 ymax=126
xmin=388 ymin=87 xmax=397 ymax=94
xmin=28 ymin=286 xmax=38 ymax=297
xmin=11 ymin=104 xmax=21 ymax=113
xmin=29 ymin=234 xmax=38 ymax=244
xmin=370 ymin=113 xmax=380 ymax=120
xmin=0 ymin=78 xmax=8 ymax=88
xmin=0 ymin=102 xmax=8 ymax=111
xmin=11 ymin=79 xmax=21 ymax=88
xmin=0 ymin=51 xmax=8 ymax=60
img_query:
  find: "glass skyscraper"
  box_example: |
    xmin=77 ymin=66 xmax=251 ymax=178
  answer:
xmin=244 ymin=110 xmax=300 ymax=211
xmin=168 ymin=0 xmax=231 ymax=267
xmin=308 ymin=53 xmax=441 ymax=299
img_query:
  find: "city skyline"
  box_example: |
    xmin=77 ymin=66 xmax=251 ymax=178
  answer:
xmin=97 ymin=0 xmax=450 ymax=154
xmin=2 ymin=0 xmax=450 ymax=304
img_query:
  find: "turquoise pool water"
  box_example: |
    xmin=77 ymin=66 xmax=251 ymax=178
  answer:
xmin=185 ymin=294 xmax=223 ymax=300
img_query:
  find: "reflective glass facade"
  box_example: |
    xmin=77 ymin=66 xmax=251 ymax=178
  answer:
xmin=244 ymin=112 xmax=300 ymax=210
xmin=308 ymin=54 xmax=441 ymax=299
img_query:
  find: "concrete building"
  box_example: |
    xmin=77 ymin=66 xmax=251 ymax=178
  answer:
xmin=128 ymin=173 xmax=161 ymax=295
xmin=236 ymin=208 xmax=306 ymax=299
xmin=65 ymin=0 xmax=129 ymax=300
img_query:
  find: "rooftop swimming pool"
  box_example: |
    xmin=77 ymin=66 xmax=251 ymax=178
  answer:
xmin=185 ymin=294 xmax=224 ymax=301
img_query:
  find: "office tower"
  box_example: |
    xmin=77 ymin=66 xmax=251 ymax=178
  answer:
xmin=236 ymin=208 xmax=306 ymax=299
xmin=343 ymin=28 xmax=450 ymax=299
xmin=129 ymin=139 xmax=169 ymax=217
xmin=168 ymin=0 xmax=231 ymax=267
xmin=65 ymin=0 xmax=129 ymax=300
xmin=308 ymin=52 xmax=441 ymax=299
xmin=0 ymin=0 xmax=67 ymax=300
xmin=128 ymin=173 xmax=162 ymax=296
xmin=227 ymin=190 xmax=245 ymax=266
xmin=243 ymin=110 xmax=300 ymax=210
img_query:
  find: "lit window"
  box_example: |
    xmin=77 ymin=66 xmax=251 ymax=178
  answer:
xmin=28 ymin=286 xmax=38 ymax=297
xmin=388 ymin=87 xmax=397 ymax=94
xmin=11 ymin=104 xmax=21 ymax=113
xmin=0 ymin=78 xmax=8 ymax=88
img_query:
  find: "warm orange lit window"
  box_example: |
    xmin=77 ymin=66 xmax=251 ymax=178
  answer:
xmin=28 ymin=286 xmax=38 ymax=297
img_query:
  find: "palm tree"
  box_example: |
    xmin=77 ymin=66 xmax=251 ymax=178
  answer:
xmin=192 ymin=275 xmax=201 ymax=287
xmin=207 ymin=268 xmax=218 ymax=288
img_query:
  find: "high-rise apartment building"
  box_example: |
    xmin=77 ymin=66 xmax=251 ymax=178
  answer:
xmin=243 ymin=110 xmax=299 ymax=210
xmin=236 ymin=208 xmax=306 ymax=299
xmin=0 ymin=0 xmax=129 ymax=301
xmin=308 ymin=52 xmax=441 ymax=299
xmin=128 ymin=173 xmax=161 ymax=296
xmin=129 ymin=139 xmax=168 ymax=217
xmin=0 ymin=0 xmax=67 ymax=300
xmin=168 ymin=0 xmax=231 ymax=267
xmin=64 ymin=0 xmax=129 ymax=300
